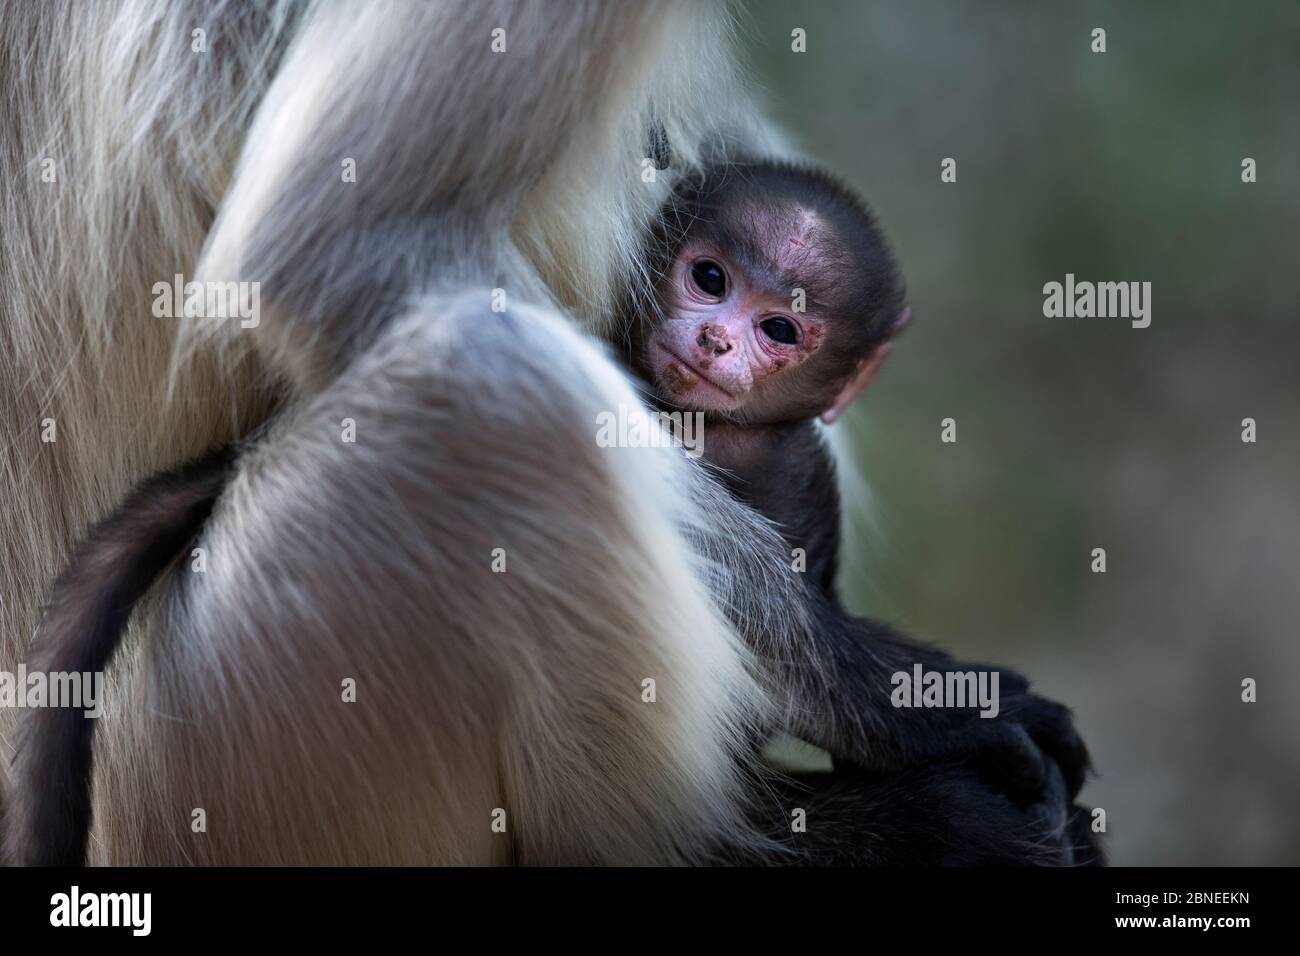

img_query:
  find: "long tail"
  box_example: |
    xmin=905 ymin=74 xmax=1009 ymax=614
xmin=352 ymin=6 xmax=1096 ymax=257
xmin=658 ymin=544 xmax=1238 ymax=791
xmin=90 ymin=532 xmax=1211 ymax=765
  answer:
xmin=4 ymin=447 xmax=235 ymax=866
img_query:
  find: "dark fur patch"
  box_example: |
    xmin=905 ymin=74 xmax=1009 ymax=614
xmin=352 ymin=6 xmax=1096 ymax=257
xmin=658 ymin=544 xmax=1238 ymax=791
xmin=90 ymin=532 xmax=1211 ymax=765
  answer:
xmin=4 ymin=447 xmax=235 ymax=866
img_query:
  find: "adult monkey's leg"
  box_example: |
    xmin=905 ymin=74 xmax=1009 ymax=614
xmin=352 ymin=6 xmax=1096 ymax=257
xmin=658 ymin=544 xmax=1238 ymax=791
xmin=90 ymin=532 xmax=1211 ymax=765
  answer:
xmin=5 ymin=0 xmax=773 ymax=863
xmin=88 ymin=299 xmax=767 ymax=864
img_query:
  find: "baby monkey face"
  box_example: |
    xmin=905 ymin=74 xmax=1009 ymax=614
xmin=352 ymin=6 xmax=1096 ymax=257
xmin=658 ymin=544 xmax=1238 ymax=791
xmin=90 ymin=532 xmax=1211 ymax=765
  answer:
xmin=640 ymin=162 xmax=906 ymax=425
xmin=646 ymin=239 xmax=831 ymax=421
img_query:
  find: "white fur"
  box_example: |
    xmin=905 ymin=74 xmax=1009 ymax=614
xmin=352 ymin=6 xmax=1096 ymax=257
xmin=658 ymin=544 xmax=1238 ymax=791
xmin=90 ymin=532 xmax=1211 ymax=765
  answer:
xmin=2 ymin=0 xmax=793 ymax=863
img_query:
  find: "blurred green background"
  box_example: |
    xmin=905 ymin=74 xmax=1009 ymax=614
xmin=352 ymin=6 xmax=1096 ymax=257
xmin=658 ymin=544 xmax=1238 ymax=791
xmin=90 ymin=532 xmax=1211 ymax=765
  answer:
xmin=744 ymin=0 xmax=1300 ymax=864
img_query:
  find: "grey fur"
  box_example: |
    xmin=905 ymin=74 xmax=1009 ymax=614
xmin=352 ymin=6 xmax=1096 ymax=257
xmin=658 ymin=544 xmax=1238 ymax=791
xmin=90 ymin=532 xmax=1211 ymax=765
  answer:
xmin=2 ymin=0 xmax=788 ymax=863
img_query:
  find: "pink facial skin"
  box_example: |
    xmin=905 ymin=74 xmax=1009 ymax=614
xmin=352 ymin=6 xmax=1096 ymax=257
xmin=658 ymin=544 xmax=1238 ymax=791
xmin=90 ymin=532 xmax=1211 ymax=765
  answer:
xmin=646 ymin=243 xmax=826 ymax=415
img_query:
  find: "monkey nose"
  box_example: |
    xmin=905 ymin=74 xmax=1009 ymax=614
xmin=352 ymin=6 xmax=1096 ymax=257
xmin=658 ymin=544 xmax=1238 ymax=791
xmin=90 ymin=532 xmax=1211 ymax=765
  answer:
xmin=697 ymin=325 xmax=732 ymax=356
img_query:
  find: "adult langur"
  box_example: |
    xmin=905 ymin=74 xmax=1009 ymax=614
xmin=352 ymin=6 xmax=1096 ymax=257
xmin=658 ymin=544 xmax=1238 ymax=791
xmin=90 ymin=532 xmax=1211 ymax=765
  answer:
xmin=0 ymin=0 xmax=1095 ymax=865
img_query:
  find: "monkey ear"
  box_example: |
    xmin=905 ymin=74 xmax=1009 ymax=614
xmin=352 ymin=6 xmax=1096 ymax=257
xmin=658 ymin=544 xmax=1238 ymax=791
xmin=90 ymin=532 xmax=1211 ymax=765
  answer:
xmin=890 ymin=305 xmax=912 ymax=335
xmin=820 ymin=345 xmax=890 ymax=425
xmin=819 ymin=307 xmax=910 ymax=425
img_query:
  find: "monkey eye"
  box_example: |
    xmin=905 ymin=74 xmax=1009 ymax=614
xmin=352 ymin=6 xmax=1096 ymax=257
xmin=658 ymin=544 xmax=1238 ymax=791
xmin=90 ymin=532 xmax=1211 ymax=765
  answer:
xmin=689 ymin=259 xmax=726 ymax=297
xmin=760 ymin=316 xmax=799 ymax=346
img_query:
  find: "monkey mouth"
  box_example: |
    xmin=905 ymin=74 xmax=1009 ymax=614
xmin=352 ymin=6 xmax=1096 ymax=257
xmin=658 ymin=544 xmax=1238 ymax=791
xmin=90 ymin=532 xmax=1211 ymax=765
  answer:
xmin=653 ymin=343 xmax=738 ymax=405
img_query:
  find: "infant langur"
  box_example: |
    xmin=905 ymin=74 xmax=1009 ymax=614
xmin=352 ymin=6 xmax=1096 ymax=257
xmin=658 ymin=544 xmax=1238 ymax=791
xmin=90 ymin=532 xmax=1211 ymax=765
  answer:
xmin=630 ymin=161 xmax=909 ymax=591
xmin=627 ymin=162 xmax=1095 ymax=862
xmin=5 ymin=159 xmax=1094 ymax=867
